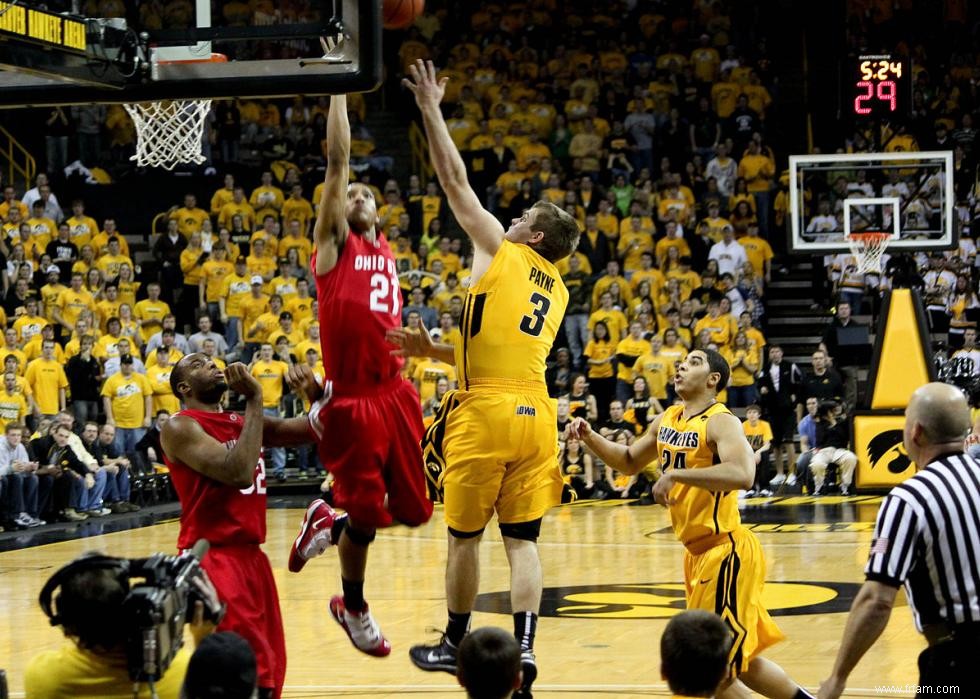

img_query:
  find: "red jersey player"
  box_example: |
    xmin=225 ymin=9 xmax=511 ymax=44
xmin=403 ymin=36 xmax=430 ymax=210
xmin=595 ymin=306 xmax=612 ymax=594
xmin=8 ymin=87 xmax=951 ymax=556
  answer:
xmin=287 ymin=93 xmax=433 ymax=656
xmin=162 ymin=357 xmax=333 ymax=699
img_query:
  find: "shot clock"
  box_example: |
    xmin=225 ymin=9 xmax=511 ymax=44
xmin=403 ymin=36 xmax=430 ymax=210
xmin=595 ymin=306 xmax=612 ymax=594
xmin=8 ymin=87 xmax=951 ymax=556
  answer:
xmin=849 ymin=54 xmax=911 ymax=119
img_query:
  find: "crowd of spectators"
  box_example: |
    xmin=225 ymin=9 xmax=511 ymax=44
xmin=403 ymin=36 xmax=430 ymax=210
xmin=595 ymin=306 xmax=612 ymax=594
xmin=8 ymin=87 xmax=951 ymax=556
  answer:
xmin=2 ymin=0 xmax=980 ymax=527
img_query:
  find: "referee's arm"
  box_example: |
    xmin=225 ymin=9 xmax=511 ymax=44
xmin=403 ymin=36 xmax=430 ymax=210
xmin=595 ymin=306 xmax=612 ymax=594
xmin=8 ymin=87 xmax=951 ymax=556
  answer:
xmin=818 ymin=493 xmax=913 ymax=699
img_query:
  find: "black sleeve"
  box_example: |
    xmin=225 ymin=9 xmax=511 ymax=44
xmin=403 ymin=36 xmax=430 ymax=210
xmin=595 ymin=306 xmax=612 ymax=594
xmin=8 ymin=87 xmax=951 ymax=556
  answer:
xmin=864 ymin=491 xmax=918 ymax=587
xmin=616 ymin=352 xmax=641 ymax=368
xmin=134 ymin=429 xmax=154 ymax=451
xmin=814 ymin=421 xmax=826 ymax=449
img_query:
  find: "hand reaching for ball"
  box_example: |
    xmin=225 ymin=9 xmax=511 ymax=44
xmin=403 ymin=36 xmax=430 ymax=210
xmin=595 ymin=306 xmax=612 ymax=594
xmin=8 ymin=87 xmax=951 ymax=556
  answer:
xmin=402 ymin=59 xmax=448 ymax=110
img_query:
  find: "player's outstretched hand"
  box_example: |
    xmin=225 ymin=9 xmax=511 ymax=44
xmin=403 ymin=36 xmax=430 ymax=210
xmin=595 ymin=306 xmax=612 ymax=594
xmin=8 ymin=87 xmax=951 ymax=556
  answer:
xmin=286 ymin=364 xmax=325 ymax=404
xmin=386 ymin=323 xmax=435 ymax=358
xmin=402 ymin=59 xmax=448 ymax=109
xmin=565 ymin=417 xmax=592 ymax=442
xmin=225 ymin=362 xmax=263 ymax=403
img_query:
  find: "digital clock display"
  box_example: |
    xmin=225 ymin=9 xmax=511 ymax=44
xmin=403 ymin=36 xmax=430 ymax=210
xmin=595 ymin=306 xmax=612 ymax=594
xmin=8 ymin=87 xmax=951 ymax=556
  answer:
xmin=851 ymin=54 xmax=910 ymax=118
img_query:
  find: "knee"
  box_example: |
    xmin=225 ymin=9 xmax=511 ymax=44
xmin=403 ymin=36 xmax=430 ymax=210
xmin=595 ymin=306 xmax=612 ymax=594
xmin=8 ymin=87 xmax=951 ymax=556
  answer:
xmin=448 ymin=525 xmax=485 ymax=541
xmin=499 ymin=518 xmax=542 ymax=543
xmin=343 ymin=523 xmax=376 ymax=547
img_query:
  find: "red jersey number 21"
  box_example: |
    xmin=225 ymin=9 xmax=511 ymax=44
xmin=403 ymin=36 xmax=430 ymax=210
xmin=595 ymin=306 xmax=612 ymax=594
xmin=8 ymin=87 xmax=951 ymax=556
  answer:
xmin=369 ymin=272 xmax=401 ymax=316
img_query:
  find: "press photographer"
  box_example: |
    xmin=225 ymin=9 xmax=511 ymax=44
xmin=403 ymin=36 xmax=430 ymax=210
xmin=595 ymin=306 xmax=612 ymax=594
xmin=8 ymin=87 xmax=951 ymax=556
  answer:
xmin=25 ymin=541 xmax=223 ymax=699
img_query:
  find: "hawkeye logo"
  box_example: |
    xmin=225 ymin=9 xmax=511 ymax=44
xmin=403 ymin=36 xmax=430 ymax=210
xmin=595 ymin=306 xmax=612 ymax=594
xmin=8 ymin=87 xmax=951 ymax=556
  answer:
xmin=475 ymin=581 xmax=871 ymax=619
xmin=867 ymin=429 xmax=912 ymax=474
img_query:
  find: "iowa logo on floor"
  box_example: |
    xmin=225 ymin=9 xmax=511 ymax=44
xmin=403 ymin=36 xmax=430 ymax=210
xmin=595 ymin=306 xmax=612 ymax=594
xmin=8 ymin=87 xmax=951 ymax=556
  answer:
xmin=475 ymin=581 xmax=874 ymax=619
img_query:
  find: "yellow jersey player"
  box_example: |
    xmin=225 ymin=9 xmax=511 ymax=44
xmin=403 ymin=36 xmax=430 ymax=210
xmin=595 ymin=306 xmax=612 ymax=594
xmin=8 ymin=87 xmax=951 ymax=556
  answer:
xmin=569 ymin=349 xmax=815 ymax=699
xmin=395 ymin=59 xmax=580 ymax=699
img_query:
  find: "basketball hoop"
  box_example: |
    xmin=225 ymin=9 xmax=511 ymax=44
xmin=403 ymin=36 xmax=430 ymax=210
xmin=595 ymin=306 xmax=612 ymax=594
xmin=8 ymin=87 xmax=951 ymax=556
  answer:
xmin=124 ymin=53 xmax=226 ymax=170
xmin=846 ymin=232 xmax=893 ymax=274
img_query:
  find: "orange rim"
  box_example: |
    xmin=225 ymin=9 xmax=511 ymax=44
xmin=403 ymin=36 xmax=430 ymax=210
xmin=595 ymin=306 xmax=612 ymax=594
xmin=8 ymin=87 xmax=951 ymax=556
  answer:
xmin=156 ymin=52 xmax=228 ymax=66
xmin=847 ymin=232 xmax=892 ymax=242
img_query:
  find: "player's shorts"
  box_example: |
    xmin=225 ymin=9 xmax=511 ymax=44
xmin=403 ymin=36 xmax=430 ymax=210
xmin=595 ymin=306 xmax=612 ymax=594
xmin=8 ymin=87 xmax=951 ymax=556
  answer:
xmin=425 ymin=380 xmax=562 ymax=533
xmin=202 ymin=544 xmax=286 ymax=697
xmin=683 ymin=526 xmax=785 ymax=677
xmin=310 ymin=377 xmax=433 ymax=529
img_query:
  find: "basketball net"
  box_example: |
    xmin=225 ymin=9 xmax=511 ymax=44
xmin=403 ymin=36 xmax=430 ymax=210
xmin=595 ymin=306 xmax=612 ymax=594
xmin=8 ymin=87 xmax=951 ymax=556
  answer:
xmin=846 ymin=232 xmax=892 ymax=275
xmin=124 ymin=99 xmax=212 ymax=170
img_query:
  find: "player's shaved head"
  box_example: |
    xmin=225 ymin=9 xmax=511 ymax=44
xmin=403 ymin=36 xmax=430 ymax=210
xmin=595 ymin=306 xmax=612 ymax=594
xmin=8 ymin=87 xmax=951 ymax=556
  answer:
xmin=171 ymin=352 xmax=227 ymax=404
xmin=906 ymin=382 xmax=971 ymax=446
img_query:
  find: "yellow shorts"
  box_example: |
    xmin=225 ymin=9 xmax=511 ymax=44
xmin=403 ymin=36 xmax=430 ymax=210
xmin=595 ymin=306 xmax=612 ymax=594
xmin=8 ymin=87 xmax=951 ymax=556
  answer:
xmin=684 ymin=527 xmax=785 ymax=676
xmin=427 ymin=385 xmax=562 ymax=533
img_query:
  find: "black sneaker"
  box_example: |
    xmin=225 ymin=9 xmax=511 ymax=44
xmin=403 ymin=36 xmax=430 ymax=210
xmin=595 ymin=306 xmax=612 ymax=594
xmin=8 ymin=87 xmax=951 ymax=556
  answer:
xmin=409 ymin=635 xmax=458 ymax=674
xmin=513 ymin=649 xmax=536 ymax=698
xmin=514 ymin=650 xmax=538 ymax=699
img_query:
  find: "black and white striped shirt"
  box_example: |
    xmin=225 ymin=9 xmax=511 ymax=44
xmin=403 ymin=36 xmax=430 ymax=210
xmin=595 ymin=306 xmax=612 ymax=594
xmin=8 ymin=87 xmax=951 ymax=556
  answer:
xmin=865 ymin=452 xmax=980 ymax=631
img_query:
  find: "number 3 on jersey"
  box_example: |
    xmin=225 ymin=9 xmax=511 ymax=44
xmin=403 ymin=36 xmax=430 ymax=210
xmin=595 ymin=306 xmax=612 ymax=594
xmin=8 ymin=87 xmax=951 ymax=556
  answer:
xmin=519 ymin=292 xmax=551 ymax=337
xmin=369 ymin=272 xmax=401 ymax=316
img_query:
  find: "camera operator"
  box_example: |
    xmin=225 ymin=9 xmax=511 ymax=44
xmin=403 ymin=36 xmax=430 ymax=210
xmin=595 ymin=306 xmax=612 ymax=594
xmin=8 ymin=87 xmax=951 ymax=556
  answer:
xmin=24 ymin=552 xmax=220 ymax=699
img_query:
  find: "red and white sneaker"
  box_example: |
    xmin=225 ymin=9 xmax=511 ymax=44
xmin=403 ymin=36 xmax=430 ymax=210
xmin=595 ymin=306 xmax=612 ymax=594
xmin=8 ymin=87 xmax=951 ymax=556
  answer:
xmin=329 ymin=595 xmax=391 ymax=657
xmin=288 ymin=499 xmax=345 ymax=573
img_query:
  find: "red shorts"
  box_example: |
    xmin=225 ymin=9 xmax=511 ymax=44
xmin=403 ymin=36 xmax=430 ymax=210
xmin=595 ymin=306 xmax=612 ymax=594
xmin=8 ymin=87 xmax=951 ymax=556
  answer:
xmin=202 ymin=545 xmax=286 ymax=697
xmin=311 ymin=377 xmax=433 ymax=529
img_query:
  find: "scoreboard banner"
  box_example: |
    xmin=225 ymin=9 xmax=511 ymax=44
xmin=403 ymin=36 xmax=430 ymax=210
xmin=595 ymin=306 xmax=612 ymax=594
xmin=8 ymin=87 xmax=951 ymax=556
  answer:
xmin=0 ymin=2 xmax=86 ymax=53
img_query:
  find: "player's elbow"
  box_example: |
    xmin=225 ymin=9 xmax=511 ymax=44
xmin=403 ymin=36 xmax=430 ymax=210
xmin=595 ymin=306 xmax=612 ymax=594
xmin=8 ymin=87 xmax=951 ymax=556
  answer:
xmin=326 ymin=143 xmax=350 ymax=165
xmin=737 ymin=462 xmax=755 ymax=490
xmin=440 ymin=170 xmax=469 ymax=193
xmin=229 ymin=472 xmax=254 ymax=489
xmin=225 ymin=458 xmax=255 ymax=489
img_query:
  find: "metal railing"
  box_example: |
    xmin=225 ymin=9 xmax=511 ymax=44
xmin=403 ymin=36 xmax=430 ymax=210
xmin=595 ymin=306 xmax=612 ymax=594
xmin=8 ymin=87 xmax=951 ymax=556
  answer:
xmin=408 ymin=121 xmax=434 ymax=184
xmin=0 ymin=125 xmax=36 ymax=190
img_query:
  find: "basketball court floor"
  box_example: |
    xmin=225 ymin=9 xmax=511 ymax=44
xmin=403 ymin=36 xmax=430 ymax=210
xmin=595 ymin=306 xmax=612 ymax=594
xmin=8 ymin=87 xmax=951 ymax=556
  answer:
xmin=0 ymin=495 xmax=924 ymax=698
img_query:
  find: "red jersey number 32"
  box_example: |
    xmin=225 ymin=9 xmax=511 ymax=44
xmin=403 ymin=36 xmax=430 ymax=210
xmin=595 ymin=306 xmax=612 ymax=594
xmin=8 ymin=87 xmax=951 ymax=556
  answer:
xmin=239 ymin=456 xmax=267 ymax=496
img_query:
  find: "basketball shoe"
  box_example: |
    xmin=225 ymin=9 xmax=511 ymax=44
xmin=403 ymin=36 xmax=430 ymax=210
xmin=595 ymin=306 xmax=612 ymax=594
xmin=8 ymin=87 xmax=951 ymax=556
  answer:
xmin=408 ymin=634 xmax=459 ymax=674
xmin=513 ymin=649 xmax=537 ymax=698
xmin=329 ymin=595 xmax=391 ymax=657
xmin=288 ymin=499 xmax=347 ymax=573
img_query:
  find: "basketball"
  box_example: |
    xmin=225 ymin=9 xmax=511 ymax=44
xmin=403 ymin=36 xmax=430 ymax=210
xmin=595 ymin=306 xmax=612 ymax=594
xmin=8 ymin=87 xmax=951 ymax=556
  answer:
xmin=383 ymin=0 xmax=424 ymax=30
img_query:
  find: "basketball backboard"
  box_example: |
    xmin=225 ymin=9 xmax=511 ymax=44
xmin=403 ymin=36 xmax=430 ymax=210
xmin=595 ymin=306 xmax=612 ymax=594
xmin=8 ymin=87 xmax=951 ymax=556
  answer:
xmin=0 ymin=0 xmax=381 ymax=106
xmin=788 ymin=150 xmax=956 ymax=254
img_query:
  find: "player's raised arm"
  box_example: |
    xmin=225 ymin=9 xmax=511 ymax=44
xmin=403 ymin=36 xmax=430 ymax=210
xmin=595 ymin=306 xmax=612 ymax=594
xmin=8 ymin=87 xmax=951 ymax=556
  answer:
xmin=571 ymin=414 xmax=662 ymax=476
xmin=161 ymin=363 xmax=265 ymax=489
xmin=313 ymin=94 xmax=351 ymax=276
xmin=403 ymin=60 xmax=505 ymax=257
xmin=261 ymin=365 xmax=330 ymax=447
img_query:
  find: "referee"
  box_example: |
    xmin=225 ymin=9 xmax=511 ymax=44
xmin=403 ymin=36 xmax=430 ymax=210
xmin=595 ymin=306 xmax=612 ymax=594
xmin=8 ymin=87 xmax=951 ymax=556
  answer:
xmin=819 ymin=382 xmax=979 ymax=699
